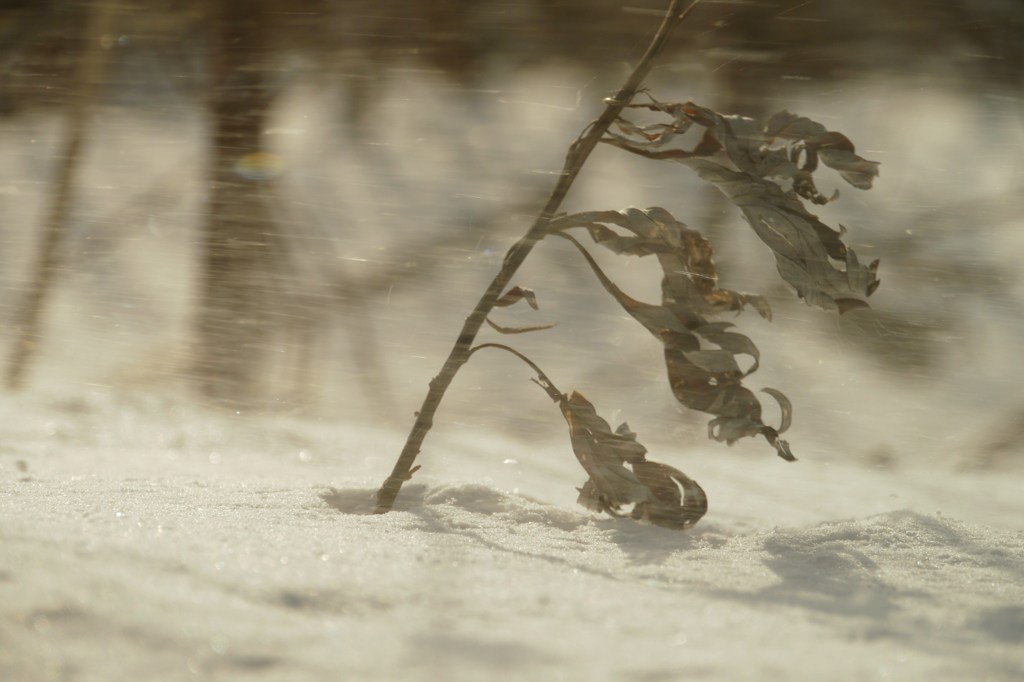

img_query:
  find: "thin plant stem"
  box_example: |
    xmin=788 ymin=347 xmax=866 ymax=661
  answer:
xmin=373 ymin=0 xmax=702 ymax=514
xmin=4 ymin=1 xmax=115 ymax=389
xmin=469 ymin=342 xmax=563 ymax=403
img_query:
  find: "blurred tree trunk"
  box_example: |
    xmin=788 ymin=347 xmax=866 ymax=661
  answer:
xmin=194 ymin=0 xmax=278 ymax=403
xmin=3 ymin=0 xmax=114 ymax=390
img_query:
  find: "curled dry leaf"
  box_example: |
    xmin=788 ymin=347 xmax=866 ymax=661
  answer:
xmin=631 ymin=461 xmax=707 ymax=529
xmin=557 ymin=390 xmax=707 ymax=529
xmin=764 ymin=111 xmax=881 ymax=191
xmin=551 ymin=215 xmax=795 ymax=461
xmin=681 ymin=159 xmax=880 ymax=313
xmin=494 ymin=285 xmax=540 ymax=310
xmin=549 ymin=207 xmax=771 ymax=320
xmin=558 ymin=392 xmax=652 ymax=513
xmin=486 ymin=285 xmax=554 ymax=335
xmin=603 ymin=99 xmax=881 ymax=313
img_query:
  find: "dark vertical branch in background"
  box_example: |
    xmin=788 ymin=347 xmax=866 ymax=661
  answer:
xmin=194 ymin=0 xmax=278 ymax=403
xmin=4 ymin=0 xmax=115 ymax=390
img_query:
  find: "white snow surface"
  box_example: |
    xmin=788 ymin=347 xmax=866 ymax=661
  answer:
xmin=1 ymin=389 xmax=1021 ymax=682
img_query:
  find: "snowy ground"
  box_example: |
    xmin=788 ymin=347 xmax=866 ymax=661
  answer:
xmin=0 ymin=388 xmax=1022 ymax=682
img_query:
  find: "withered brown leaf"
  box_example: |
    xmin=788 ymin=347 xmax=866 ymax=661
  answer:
xmin=486 ymin=285 xmax=554 ymax=335
xmin=604 ymin=100 xmax=881 ymax=313
xmin=551 ymin=218 xmax=794 ymax=460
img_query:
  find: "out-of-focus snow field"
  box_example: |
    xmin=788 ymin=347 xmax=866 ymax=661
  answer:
xmin=1 ymin=64 xmax=1023 ymax=680
xmin=0 ymin=389 xmax=1022 ymax=681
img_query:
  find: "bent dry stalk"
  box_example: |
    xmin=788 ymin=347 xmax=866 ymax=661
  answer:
xmin=373 ymin=0 xmax=702 ymax=514
xmin=371 ymin=1 xmax=883 ymax=526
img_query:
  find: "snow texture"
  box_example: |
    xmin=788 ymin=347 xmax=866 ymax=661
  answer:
xmin=1 ymin=390 xmax=1021 ymax=682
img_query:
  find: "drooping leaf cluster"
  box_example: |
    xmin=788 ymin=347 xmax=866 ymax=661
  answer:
xmin=466 ymin=99 xmax=883 ymax=528
xmin=604 ymin=99 xmax=881 ymax=313
xmin=474 ymin=342 xmax=707 ymax=530
xmin=548 ymin=208 xmax=793 ymax=460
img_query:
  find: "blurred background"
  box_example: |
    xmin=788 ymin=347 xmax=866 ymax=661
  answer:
xmin=1 ymin=0 xmax=1022 ymax=472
